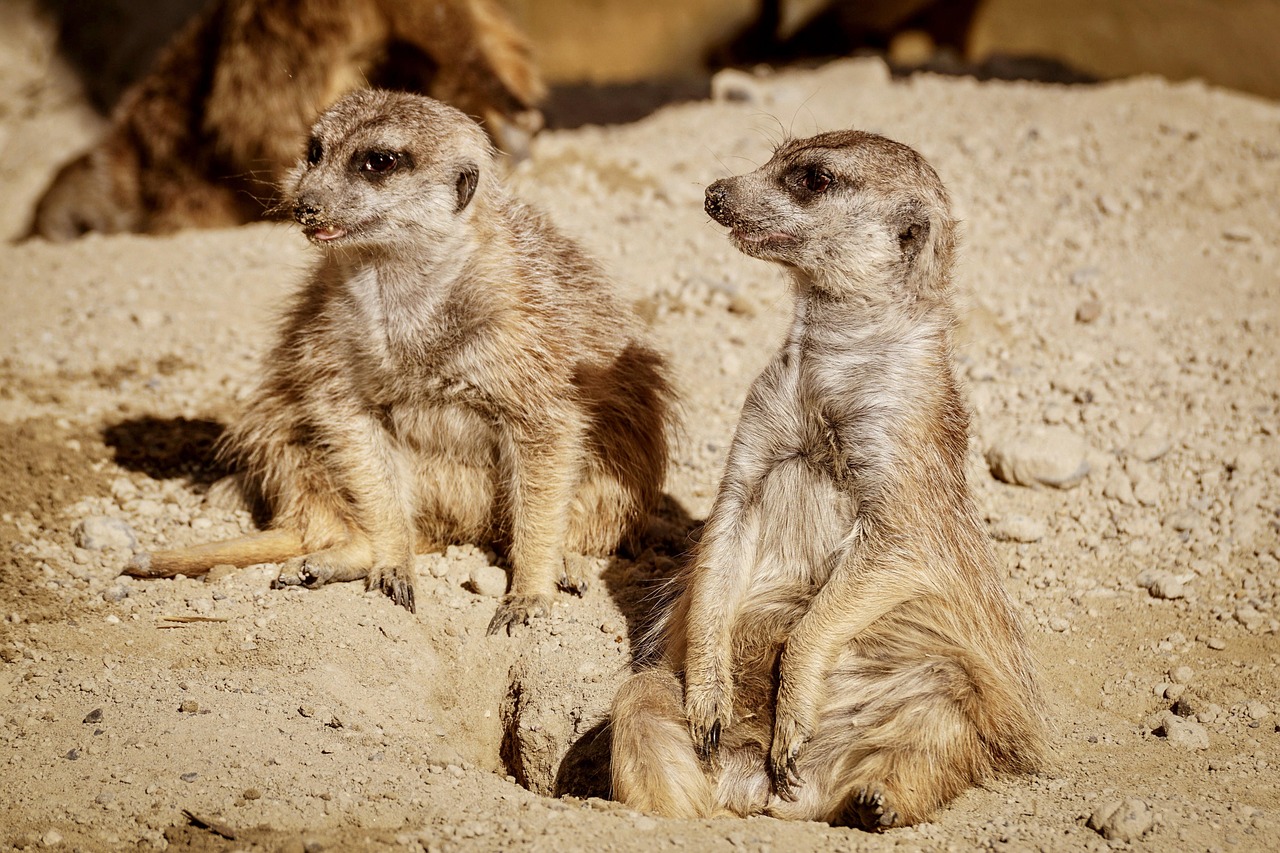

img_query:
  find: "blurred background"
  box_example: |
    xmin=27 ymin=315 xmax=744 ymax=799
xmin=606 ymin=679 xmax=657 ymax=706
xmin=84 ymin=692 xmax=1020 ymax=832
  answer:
xmin=32 ymin=0 xmax=1280 ymax=129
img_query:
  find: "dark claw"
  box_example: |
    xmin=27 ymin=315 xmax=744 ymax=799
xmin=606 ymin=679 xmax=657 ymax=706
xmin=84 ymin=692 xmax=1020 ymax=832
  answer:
xmin=486 ymin=603 xmax=528 ymax=636
xmin=486 ymin=595 xmax=548 ymax=636
xmin=557 ymin=574 xmax=589 ymax=596
xmin=696 ymin=718 xmax=722 ymax=762
xmin=851 ymin=787 xmax=898 ymax=831
xmin=771 ymin=749 xmax=804 ymax=801
xmin=382 ymin=576 xmax=415 ymax=614
xmin=486 ymin=609 xmax=511 ymax=636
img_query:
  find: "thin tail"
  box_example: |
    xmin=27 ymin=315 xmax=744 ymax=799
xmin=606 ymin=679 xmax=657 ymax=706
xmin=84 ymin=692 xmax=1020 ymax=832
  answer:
xmin=125 ymin=528 xmax=304 ymax=578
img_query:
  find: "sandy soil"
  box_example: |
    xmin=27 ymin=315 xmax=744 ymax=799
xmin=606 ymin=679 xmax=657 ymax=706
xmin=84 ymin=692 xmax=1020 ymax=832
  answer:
xmin=2 ymin=6 xmax=1279 ymax=852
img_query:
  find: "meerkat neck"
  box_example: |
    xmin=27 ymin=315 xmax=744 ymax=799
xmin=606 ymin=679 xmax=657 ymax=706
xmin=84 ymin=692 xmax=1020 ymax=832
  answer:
xmin=789 ymin=272 xmax=956 ymax=356
xmin=788 ymin=274 xmax=965 ymax=484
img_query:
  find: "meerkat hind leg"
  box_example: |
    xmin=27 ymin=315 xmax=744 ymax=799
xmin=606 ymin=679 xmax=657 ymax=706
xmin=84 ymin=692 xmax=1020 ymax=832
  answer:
xmin=780 ymin=654 xmax=987 ymax=829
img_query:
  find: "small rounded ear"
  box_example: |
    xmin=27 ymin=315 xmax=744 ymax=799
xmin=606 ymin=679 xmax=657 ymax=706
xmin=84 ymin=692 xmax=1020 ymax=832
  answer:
xmin=455 ymin=165 xmax=479 ymax=213
xmin=897 ymin=200 xmax=931 ymax=264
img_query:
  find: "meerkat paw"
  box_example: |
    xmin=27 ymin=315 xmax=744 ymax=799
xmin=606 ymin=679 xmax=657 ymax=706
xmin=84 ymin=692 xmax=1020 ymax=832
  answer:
xmin=557 ymin=554 xmax=593 ymax=596
xmin=769 ymin=715 xmax=810 ymax=801
xmin=850 ymin=786 xmax=900 ymax=831
xmin=486 ymin=593 xmax=552 ymax=635
xmin=685 ymin=682 xmax=733 ymax=762
xmin=275 ymin=555 xmax=335 ymax=589
xmin=367 ymin=562 xmax=417 ymax=614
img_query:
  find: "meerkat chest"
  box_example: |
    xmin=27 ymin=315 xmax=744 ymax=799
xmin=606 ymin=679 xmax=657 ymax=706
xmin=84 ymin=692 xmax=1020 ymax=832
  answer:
xmin=388 ymin=401 xmax=498 ymax=465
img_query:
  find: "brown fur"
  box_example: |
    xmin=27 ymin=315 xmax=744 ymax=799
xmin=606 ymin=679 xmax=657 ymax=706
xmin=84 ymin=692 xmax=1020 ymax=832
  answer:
xmin=610 ymin=131 xmax=1045 ymax=828
xmin=31 ymin=0 xmax=545 ymax=241
xmin=126 ymin=90 xmax=673 ymax=633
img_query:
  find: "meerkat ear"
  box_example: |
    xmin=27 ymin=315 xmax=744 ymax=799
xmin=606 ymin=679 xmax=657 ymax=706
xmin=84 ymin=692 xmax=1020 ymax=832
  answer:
xmin=897 ymin=201 xmax=931 ymax=264
xmin=455 ymin=164 xmax=479 ymax=212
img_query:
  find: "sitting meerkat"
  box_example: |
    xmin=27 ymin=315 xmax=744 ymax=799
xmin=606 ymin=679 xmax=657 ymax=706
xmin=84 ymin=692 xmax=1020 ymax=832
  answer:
xmin=126 ymin=89 xmax=673 ymax=634
xmin=32 ymin=0 xmax=544 ymax=241
xmin=609 ymin=131 xmax=1045 ymax=828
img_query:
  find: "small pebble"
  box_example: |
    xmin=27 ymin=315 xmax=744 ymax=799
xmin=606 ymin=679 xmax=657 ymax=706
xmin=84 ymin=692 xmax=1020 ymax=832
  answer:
xmin=1205 ymin=637 xmax=1227 ymax=650
xmin=986 ymin=427 xmax=1090 ymax=489
xmin=1088 ymin=798 xmax=1155 ymax=842
xmin=1128 ymin=426 xmax=1173 ymax=463
xmin=1234 ymin=605 xmax=1265 ymax=631
xmin=40 ymin=829 xmax=64 ymax=848
xmin=1075 ymin=299 xmax=1102 ymax=324
xmin=990 ymin=514 xmax=1046 ymax=543
xmin=82 ymin=708 xmax=103 ymax=724
xmin=710 ymin=67 xmax=768 ymax=104
xmin=180 ymin=772 xmax=198 ymax=782
xmin=1137 ymin=569 xmax=1186 ymax=600
xmin=243 ymin=788 xmax=262 ymax=800
xmin=1152 ymin=710 xmax=1209 ymax=750
xmin=72 ymin=517 xmax=137 ymax=551
xmin=180 ymin=701 xmax=200 ymax=714
xmin=466 ymin=564 xmax=508 ymax=598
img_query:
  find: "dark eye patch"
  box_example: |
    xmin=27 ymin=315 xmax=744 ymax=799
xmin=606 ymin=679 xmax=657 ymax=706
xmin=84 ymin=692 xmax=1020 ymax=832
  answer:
xmin=306 ymin=138 xmax=323 ymax=166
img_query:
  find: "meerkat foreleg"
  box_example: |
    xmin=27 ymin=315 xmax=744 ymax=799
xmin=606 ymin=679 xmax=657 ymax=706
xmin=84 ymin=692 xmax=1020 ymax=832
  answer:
xmin=769 ymin=540 xmax=921 ymax=799
xmin=486 ymin=413 xmax=584 ymax=634
xmin=279 ymin=408 xmax=418 ymax=611
xmin=681 ymin=511 xmax=755 ymax=759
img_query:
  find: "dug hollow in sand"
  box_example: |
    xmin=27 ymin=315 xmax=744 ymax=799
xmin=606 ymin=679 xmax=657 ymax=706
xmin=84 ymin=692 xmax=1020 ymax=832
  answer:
xmin=127 ymin=90 xmax=674 ymax=635
xmin=610 ymin=130 xmax=1045 ymax=828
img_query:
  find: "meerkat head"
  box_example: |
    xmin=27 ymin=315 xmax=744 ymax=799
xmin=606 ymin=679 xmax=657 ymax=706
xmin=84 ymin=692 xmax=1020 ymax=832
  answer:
xmin=286 ymin=89 xmax=495 ymax=256
xmin=705 ymin=131 xmax=955 ymax=299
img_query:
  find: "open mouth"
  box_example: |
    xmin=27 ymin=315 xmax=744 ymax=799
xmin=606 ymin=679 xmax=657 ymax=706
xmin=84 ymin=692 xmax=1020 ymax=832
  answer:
xmin=304 ymin=224 xmax=348 ymax=242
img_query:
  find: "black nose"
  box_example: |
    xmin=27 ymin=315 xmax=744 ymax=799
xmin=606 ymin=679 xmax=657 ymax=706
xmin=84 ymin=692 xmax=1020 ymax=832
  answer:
xmin=293 ymin=198 xmax=322 ymax=226
xmin=704 ymin=180 xmax=733 ymax=226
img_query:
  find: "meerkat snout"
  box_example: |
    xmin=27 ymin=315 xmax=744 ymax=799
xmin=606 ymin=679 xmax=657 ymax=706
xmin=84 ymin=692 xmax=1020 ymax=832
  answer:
xmin=704 ymin=180 xmax=732 ymax=225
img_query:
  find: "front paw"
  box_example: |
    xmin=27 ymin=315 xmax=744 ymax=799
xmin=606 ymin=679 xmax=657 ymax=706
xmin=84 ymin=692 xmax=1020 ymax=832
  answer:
xmin=368 ymin=563 xmax=417 ymax=613
xmin=486 ymin=593 xmax=551 ymax=635
xmin=685 ymin=681 xmax=733 ymax=763
xmin=769 ymin=714 xmax=810 ymax=801
xmin=275 ymin=555 xmax=334 ymax=589
xmin=557 ymin=553 xmax=593 ymax=596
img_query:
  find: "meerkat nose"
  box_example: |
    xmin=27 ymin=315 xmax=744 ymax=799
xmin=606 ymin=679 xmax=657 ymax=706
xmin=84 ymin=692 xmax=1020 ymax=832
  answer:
xmin=293 ymin=199 xmax=323 ymax=226
xmin=705 ymin=181 xmax=733 ymax=225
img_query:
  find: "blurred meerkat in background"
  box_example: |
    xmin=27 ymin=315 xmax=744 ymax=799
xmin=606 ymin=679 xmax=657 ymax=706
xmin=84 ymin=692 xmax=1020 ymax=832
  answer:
xmin=31 ymin=0 xmax=544 ymax=241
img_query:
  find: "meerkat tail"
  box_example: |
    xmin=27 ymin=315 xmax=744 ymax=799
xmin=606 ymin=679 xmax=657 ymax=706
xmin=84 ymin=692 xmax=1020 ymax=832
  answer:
xmin=125 ymin=529 xmax=305 ymax=578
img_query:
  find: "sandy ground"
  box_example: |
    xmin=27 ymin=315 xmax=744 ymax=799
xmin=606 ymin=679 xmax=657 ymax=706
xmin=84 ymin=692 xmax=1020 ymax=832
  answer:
xmin=2 ymin=5 xmax=1280 ymax=851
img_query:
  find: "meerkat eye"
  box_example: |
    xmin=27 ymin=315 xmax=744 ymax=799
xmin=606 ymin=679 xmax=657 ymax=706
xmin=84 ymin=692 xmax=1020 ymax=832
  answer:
xmin=803 ymin=168 xmax=833 ymax=193
xmin=361 ymin=151 xmax=399 ymax=175
xmin=306 ymin=138 xmax=323 ymax=166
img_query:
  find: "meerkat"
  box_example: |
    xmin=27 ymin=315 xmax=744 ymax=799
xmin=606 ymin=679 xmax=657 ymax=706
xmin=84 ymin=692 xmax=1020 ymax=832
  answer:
xmin=125 ymin=89 xmax=673 ymax=633
xmin=31 ymin=0 xmax=544 ymax=241
xmin=609 ymin=131 xmax=1045 ymax=828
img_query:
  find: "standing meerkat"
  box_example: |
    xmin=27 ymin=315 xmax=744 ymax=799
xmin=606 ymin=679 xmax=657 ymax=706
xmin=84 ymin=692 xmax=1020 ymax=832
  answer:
xmin=126 ymin=89 xmax=673 ymax=634
xmin=610 ymin=131 xmax=1045 ymax=828
xmin=32 ymin=0 xmax=544 ymax=241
